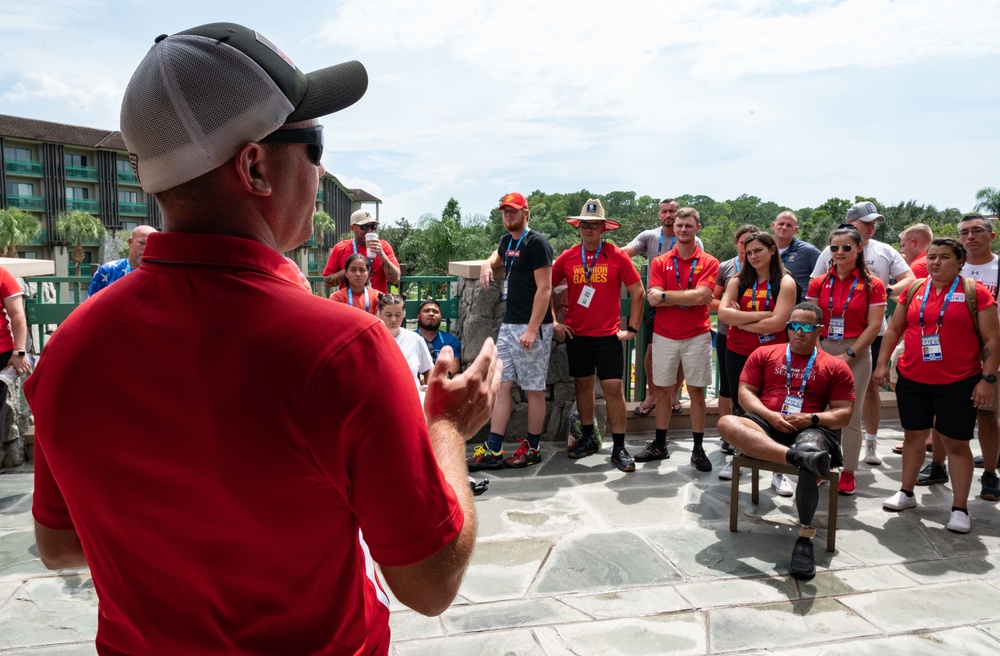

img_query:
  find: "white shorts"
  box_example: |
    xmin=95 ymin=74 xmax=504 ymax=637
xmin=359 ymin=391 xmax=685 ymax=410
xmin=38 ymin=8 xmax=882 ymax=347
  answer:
xmin=652 ymin=332 xmax=713 ymax=388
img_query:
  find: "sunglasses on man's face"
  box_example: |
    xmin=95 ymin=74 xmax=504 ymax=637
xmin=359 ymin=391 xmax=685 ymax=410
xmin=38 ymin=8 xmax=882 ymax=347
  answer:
xmin=357 ymin=223 xmax=378 ymax=231
xmin=259 ymin=125 xmax=324 ymax=166
xmin=829 ymin=244 xmax=853 ymax=253
xmin=786 ymin=321 xmax=821 ymax=333
xmin=578 ymin=222 xmax=604 ymax=231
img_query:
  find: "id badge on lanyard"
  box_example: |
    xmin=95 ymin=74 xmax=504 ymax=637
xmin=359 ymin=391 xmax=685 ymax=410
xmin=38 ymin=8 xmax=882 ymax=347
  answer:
xmin=502 ymin=279 xmax=509 ymax=300
xmin=828 ymin=317 xmax=845 ymax=340
xmin=781 ymin=395 xmax=804 ymax=416
xmin=759 ymin=333 xmax=776 ymax=344
xmin=578 ymin=285 xmax=596 ymax=308
xmin=922 ymin=334 xmax=943 ymax=361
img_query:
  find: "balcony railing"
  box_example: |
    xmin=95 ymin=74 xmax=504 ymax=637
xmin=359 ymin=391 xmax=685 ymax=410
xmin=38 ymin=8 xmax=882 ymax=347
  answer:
xmin=4 ymin=160 xmax=42 ymax=176
xmin=22 ymin=229 xmax=47 ymax=246
xmin=67 ymin=198 xmax=100 ymax=212
xmin=7 ymin=195 xmax=45 ymax=211
xmin=65 ymin=165 xmax=99 ymax=181
xmin=118 ymin=202 xmax=147 ymax=216
xmin=117 ymin=169 xmax=140 ymax=185
xmin=316 ymin=189 xmax=325 ymax=202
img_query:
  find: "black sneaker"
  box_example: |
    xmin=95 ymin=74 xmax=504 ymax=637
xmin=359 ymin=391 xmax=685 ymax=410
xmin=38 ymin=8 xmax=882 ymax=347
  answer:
xmin=611 ymin=447 xmax=635 ymax=472
xmin=569 ymin=434 xmax=600 ymax=459
xmin=720 ymin=440 xmax=735 ymax=455
xmin=916 ymin=461 xmax=948 ymax=486
xmin=789 ymin=537 xmax=816 ymax=580
xmin=634 ymin=441 xmax=669 ymax=462
xmin=982 ymin=472 xmax=1000 ymax=501
xmin=691 ymin=447 xmax=712 ymax=472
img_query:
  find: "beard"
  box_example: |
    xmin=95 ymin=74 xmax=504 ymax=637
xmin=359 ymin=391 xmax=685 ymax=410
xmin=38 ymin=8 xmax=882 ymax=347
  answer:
xmin=418 ymin=317 xmax=440 ymax=331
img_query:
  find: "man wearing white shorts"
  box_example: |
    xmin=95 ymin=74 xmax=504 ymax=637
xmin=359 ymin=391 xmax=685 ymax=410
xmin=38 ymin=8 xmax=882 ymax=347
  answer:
xmin=468 ymin=192 xmax=554 ymax=471
xmin=636 ymin=207 xmax=719 ymax=472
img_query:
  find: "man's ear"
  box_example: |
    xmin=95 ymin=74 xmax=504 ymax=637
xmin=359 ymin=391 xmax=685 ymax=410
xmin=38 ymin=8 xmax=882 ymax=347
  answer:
xmin=234 ymin=143 xmax=272 ymax=197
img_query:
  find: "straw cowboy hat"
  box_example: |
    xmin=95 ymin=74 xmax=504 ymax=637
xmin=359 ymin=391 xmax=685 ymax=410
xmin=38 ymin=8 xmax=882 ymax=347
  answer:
xmin=565 ymin=198 xmax=621 ymax=230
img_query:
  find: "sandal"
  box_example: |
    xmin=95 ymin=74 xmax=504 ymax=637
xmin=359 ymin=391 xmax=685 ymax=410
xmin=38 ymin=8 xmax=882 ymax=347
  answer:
xmin=634 ymin=400 xmax=655 ymax=417
xmin=672 ymin=403 xmax=684 ymax=414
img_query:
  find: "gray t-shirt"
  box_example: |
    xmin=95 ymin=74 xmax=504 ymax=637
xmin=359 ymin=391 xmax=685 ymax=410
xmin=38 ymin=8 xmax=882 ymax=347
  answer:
xmin=627 ymin=228 xmax=704 ymax=286
xmin=716 ymin=257 xmax=740 ymax=335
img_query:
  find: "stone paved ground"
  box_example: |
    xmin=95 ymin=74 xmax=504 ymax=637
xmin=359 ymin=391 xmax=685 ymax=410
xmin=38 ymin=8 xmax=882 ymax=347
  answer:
xmin=3 ymin=422 xmax=1000 ymax=654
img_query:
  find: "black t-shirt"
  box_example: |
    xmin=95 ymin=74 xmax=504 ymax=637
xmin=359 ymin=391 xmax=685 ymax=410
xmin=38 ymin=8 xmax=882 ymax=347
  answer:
xmin=499 ymin=229 xmax=554 ymax=325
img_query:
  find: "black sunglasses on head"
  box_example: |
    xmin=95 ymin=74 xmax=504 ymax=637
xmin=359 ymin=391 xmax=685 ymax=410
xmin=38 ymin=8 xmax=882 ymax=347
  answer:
xmin=259 ymin=125 xmax=324 ymax=166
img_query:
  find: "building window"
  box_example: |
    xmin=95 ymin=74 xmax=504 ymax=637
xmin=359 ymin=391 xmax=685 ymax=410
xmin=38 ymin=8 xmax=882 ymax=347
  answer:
xmin=121 ymin=221 xmax=139 ymax=231
xmin=18 ymin=251 xmax=38 ymax=260
xmin=116 ymin=160 xmax=131 ymax=172
xmin=118 ymin=191 xmax=139 ymax=204
xmin=66 ymin=186 xmax=89 ymax=200
xmin=5 ymin=182 xmax=34 ymax=197
xmin=3 ymin=147 xmax=31 ymax=162
xmin=65 ymin=154 xmax=88 ymax=167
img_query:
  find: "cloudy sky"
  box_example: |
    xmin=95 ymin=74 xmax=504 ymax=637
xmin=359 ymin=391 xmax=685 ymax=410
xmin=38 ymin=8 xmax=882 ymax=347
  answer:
xmin=2 ymin=0 xmax=998 ymax=224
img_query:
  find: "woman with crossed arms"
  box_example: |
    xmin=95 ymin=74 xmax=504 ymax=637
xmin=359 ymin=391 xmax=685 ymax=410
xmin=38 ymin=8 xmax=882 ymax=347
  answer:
xmin=806 ymin=225 xmax=885 ymax=497
xmin=717 ymin=232 xmax=797 ymax=491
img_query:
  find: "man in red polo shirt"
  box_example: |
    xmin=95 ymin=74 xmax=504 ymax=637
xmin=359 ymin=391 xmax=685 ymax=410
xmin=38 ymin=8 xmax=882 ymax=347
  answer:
xmin=898 ymin=223 xmax=933 ymax=279
xmin=28 ymin=22 xmax=500 ymax=655
xmin=551 ymin=199 xmax=645 ymax=472
xmin=636 ymin=207 xmax=719 ymax=471
xmin=322 ymin=208 xmax=400 ymax=293
xmin=718 ymin=303 xmax=855 ymax=580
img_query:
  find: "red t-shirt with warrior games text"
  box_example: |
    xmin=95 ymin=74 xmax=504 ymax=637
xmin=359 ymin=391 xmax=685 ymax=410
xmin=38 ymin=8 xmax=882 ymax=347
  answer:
xmin=552 ymin=241 xmax=640 ymax=337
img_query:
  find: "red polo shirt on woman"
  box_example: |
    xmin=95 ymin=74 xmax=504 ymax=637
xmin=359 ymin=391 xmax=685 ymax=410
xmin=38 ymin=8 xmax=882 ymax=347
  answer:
xmin=806 ymin=270 xmax=887 ymax=340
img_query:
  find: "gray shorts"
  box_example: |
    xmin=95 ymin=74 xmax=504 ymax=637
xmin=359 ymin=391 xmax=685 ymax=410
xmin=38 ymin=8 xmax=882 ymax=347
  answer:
xmin=497 ymin=323 xmax=553 ymax=390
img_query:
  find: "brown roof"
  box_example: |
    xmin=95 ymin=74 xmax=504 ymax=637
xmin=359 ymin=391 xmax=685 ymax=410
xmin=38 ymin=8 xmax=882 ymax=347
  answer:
xmin=0 ymin=114 xmax=126 ymax=151
xmin=350 ymin=188 xmax=382 ymax=203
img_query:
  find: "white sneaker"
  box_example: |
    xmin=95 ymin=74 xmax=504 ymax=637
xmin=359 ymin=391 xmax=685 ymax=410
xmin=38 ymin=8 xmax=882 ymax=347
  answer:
xmin=946 ymin=510 xmax=971 ymax=533
xmin=883 ymin=491 xmax=917 ymax=511
xmin=864 ymin=439 xmax=882 ymax=465
xmin=719 ymin=460 xmax=734 ymax=480
xmin=771 ymin=473 xmax=793 ymax=497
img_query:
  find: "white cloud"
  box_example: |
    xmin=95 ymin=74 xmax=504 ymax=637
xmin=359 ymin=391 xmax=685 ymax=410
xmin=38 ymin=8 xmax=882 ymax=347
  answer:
xmin=1 ymin=72 xmax=122 ymax=113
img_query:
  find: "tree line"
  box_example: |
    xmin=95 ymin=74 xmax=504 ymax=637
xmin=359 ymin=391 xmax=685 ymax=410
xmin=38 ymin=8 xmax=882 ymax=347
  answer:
xmin=353 ymin=187 xmax=1000 ymax=277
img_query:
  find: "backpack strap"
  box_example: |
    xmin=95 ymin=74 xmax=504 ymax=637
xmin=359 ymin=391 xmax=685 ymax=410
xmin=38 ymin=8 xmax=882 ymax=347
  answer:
xmin=963 ymin=277 xmax=980 ymax=339
xmin=903 ymin=278 xmax=926 ymax=307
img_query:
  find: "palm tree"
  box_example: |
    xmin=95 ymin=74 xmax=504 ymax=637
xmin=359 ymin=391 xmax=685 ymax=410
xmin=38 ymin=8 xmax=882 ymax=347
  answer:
xmin=975 ymin=187 xmax=1000 ymax=217
xmin=312 ymin=210 xmax=336 ymax=243
xmin=55 ymin=211 xmax=105 ymax=275
xmin=0 ymin=207 xmax=42 ymax=257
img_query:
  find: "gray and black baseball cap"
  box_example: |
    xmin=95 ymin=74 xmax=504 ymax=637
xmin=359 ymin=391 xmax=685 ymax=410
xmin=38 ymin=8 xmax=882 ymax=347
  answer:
xmin=845 ymin=201 xmax=885 ymax=223
xmin=120 ymin=22 xmax=368 ymax=193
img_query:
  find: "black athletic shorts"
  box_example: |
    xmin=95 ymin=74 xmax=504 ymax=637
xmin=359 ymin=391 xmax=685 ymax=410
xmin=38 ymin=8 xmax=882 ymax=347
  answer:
xmin=566 ymin=334 xmax=624 ymax=380
xmin=895 ymin=371 xmax=979 ymax=440
xmin=642 ymin=303 xmax=656 ymax=346
xmin=716 ymin=333 xmax=730 ymax=399
xmin=742 ymin=412 xmax=843 ymax=467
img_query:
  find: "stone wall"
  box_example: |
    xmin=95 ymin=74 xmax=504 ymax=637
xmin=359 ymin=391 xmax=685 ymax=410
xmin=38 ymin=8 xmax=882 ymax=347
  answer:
xmin=453 ymin=266 xmax=605 ymax=445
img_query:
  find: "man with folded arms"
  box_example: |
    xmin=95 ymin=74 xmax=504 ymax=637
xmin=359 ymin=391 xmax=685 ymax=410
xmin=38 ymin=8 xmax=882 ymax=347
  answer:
xmin=718 ymin=303 xmax=855 ymax=580
xmin=551 ymin=199 xmax=645 ymax=471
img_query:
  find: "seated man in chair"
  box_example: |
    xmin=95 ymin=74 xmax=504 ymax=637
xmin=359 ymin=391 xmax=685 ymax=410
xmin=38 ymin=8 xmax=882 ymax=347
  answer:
xmin=718 ymin=302 xmax=855 ymax=580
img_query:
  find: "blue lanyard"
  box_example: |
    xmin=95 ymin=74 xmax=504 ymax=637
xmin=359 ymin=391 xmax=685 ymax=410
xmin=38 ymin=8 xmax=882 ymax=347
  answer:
xmin=580 ymin=241 xmax=603 ymax=285
xmin=826 ymin=274 xmax=859 ymax=318
xmin=919 ymin=276 xmax=960 ymax=333
xmin=350 ymin=239 xmax=374 ymax=264
xmin=786 ymin=345 xmax=818 ymax=398
xmin=752 ymin=279 xmax=772 ymax=312
xmin=657 ymin=230 xmax=678 ymax=256
xmin=781 ymin=243 xmax=791 ymax=263
xmin=348 ymin=287 xmax=370 ymax=312
xmin=735 ymin=259 xmax=741 ymax=274
xmin=503 ymin=229 xmax=530 ymax=280
xmin=673 ymin=257 xmax=698 ymax=290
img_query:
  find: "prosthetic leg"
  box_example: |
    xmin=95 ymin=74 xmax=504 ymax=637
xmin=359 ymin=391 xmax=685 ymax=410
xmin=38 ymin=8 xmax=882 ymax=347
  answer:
xmin=786 ymin=429 xmax=837 ymax=580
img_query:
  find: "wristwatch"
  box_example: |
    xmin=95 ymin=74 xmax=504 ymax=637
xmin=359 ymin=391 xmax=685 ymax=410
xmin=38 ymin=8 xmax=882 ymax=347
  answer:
xmin=984 ymin=374 xmax=998 ymax=384
xmin=845 ymin=348 xmax=856 ymax=359
xmin=15 ymin=350 xmax=25 ymax=357
xmin=661 ymin=292 xmax=666 ymax=303
xmin=626 ymin=326 xmax=638 ymax=334
xmin=811 ymin=414 xmax=820 ymax=426
xmin=886 ymin=286 xmax=894 ymax=297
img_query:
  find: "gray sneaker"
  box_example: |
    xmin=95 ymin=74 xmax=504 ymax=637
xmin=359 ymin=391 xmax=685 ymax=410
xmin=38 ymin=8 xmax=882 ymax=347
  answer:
xmin=916 ymin=461 xmax=948 ymax=486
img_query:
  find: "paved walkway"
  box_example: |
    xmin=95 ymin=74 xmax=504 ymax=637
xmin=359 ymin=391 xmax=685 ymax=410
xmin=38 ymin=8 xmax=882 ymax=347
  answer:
xmin=2 ymin=422 xmax=1000 ymax=654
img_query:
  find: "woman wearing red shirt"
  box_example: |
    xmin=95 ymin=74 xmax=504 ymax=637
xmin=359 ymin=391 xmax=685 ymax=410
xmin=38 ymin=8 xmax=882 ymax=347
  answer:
xmin=718 ymin=233 xmax=797 ymax=489
xmin=874 ymin=239 xmax=1000 ymax=534
xmin=806 ymin=226 xmax=886 ymax=496
xmin=330 ymin=253 xmax=381 ymax=315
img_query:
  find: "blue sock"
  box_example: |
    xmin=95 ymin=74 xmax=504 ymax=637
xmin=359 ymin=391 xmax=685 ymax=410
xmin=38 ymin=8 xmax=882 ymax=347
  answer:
xmin=526 ymin=432 xmax=541 ymax=449
xmin=487 ymin=432 xmax=504 ymax=453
